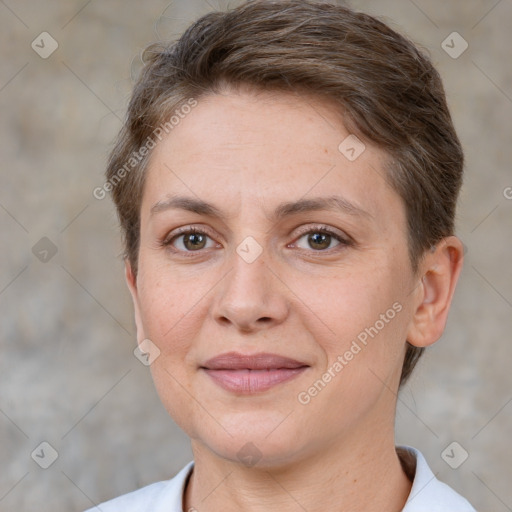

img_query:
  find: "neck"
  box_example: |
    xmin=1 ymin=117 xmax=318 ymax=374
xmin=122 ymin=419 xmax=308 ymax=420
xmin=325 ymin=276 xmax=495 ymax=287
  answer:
xmin=184 ymin=425 xmax=411 ymax=512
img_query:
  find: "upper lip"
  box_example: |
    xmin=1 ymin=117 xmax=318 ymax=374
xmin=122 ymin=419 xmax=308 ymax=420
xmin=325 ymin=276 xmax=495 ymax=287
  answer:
xmin=201 ymin=352 xmax=309 ymax=370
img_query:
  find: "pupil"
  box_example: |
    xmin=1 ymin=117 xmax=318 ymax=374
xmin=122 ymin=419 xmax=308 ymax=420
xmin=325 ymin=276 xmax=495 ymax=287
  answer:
xmin=310 ymin=233 xmax=329 ymax=249
xmin=186 ymin=233 xmax=205 ymax=250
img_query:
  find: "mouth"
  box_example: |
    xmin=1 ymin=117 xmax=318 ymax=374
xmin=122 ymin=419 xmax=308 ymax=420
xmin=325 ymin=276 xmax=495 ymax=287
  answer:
xmin=200 ymin=352 xmax=310 ymax=394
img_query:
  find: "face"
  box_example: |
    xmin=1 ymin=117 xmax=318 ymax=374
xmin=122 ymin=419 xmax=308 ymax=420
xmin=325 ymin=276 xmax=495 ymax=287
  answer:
xmin=126 ymin=88 xmax=425 ymax=467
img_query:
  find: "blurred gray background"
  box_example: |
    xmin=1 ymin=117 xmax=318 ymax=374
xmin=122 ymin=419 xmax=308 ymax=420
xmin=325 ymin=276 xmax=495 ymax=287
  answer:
xmin=0 ymin=1 xmax=511 ymax=510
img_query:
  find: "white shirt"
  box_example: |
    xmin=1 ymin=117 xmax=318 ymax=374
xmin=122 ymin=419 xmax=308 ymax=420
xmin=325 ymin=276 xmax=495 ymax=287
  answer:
xmin=85 ymin=446 xmax=476 ymax=511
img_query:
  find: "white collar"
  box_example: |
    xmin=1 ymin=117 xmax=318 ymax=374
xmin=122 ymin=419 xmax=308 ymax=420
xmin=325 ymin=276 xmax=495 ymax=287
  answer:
xmin=398 ymin=445 xmax=475 ymax=511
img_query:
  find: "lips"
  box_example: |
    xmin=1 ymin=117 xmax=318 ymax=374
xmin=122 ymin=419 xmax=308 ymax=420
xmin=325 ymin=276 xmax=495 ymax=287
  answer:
xmin=201 ymin=352 xmax=309 ymax=394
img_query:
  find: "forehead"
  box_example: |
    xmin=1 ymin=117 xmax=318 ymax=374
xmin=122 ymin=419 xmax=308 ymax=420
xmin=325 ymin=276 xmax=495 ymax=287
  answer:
xmin=141 ymin=89 xmax=402 ymax=228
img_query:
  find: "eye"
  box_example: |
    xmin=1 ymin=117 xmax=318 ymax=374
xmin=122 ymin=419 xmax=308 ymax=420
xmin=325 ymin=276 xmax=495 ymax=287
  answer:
xmin=160 ymin=224 xmax=352 ymax=256
xmin=162 ymin=227 xmax=218 ymax=253
xmin=291 ymin=225 xmax=351 ymax=252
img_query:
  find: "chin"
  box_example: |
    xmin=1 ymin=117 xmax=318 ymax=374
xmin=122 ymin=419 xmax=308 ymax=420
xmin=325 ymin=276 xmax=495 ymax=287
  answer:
xmin=205 ymin=431 xmax=307 ymax=470
xmin=191 ymin=407 xmax=310 ymax=468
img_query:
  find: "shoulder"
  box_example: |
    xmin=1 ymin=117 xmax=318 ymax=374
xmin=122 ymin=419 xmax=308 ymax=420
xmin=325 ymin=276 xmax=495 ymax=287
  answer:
xmin=83 ymin=461 xmax=194 ymax=512
xmin=399 ymin=446 xmax=476 ymax=512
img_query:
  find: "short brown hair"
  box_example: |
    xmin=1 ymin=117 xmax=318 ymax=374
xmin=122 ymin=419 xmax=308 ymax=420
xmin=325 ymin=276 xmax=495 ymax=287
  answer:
xmin=105 ymin=0 xmax=464 ymax=387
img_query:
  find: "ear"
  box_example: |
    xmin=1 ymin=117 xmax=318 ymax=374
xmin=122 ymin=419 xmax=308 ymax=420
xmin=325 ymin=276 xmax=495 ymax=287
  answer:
xmin=124 ymin=259 xmax=146 ymax=344
xmin=406 ymin=236 xmax=464 ymax=348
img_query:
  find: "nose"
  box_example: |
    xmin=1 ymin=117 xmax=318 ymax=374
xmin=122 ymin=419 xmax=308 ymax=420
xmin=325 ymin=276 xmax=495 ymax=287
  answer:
xmin=212 ymin=244 xmax=289 ymax=333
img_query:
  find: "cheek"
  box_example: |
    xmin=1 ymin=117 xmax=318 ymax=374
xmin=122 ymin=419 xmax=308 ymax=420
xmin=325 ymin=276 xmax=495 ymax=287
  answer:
xmin=298 ymin=288 xmax=408 ymax=427
xmin=136 ymin=271 xmax=206 ymax=432
xmin=138 ymin=282 xmax=174 ymax=336
xmin=137 ymin=264 xmax=199 ymax=340
xmin=310 ymin=267 xmax=409 ymax=376
xmin=135 ymin=265 xmax=215 ymax=379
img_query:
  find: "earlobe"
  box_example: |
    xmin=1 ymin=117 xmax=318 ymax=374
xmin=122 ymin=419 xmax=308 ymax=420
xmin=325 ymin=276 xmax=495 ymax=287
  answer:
xmin=406 ymin=236 xmax=464 ymax=348
xmin=124 ymin=259 xmax=146 ymax=343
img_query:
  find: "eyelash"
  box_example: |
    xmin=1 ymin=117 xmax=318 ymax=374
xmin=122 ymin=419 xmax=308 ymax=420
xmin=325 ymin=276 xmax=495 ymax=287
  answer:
xmin=160 ymin=224 xmax=353 ymax=257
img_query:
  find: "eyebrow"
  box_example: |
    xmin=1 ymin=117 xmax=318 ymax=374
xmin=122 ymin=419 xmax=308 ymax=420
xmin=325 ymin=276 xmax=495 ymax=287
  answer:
xmin=150 ymin=194 xmax=373 ymax=221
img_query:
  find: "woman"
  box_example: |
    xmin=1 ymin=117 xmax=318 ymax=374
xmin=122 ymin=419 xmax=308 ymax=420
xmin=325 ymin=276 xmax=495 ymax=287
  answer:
xmin=87 ymin=1 xmax=475 ymax=510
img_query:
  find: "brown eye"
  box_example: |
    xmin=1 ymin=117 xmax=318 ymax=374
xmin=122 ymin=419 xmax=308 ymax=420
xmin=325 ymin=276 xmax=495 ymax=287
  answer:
xmin=181 ymin=232 xmax=207 ymax=251
xmin=306 ymin=232 xmax=336 ymax=251
xmin=294 ymin=227 xmax=347 ymax=252
xmin=164 ymin=227 xmax=217 ymax=253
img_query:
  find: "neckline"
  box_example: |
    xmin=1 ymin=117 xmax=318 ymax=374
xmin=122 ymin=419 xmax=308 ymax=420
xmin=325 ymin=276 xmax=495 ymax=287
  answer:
xmin=180 ymin=447 xmax=418 ymax=510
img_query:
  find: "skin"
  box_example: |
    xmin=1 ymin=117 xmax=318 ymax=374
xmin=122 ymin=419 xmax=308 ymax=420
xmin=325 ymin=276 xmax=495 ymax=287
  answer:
xmin=125 ymin=87 xmax=464 ymax=512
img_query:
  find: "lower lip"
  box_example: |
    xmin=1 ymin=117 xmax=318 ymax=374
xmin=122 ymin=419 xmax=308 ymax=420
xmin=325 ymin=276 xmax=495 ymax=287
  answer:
xmin=203 ymin=367 xmax=308 ymax=394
